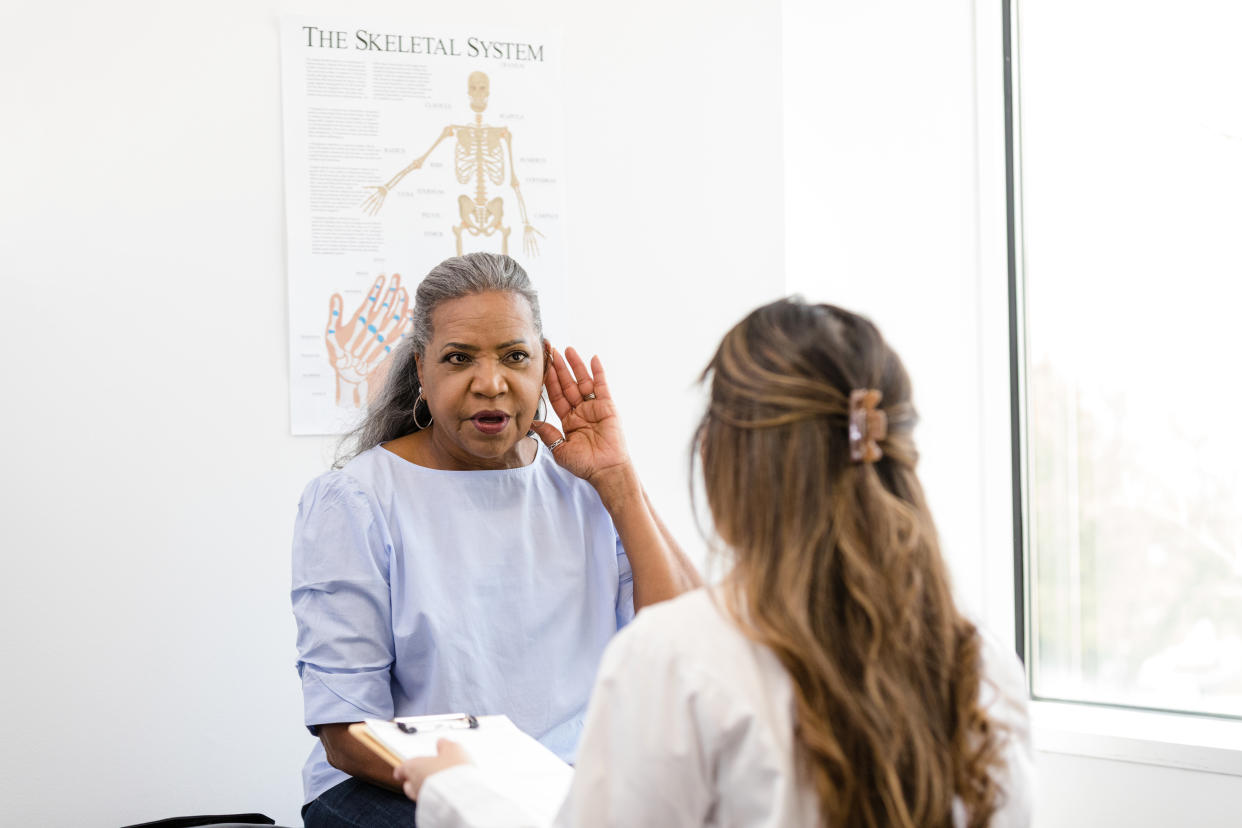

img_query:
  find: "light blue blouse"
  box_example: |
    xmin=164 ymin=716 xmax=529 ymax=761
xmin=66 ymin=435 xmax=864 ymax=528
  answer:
xmin=291 ymin=441 xmax=635 ymax=804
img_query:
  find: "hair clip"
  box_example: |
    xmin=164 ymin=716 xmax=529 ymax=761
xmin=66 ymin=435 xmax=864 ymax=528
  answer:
xmin=848 ymin=389 xmax=887 ymax=464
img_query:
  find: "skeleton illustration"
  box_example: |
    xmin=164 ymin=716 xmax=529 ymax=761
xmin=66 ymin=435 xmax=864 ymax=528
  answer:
xmin=362 ymin=71 xmax=543 ymax=258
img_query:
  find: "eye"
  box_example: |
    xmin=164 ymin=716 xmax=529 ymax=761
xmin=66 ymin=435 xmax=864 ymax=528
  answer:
xmin=504 ymin=350 xmax=531 ymax=364
xmin=444 ymin=352 xmax=471 ymax=365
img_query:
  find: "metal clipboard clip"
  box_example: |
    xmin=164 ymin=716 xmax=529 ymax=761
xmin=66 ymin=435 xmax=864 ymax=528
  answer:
xmin=392 ymin=713 xmax=480 ymax=734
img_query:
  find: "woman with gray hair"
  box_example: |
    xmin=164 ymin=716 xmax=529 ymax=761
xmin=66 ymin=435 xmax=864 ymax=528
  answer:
xmin=292 ymin=252 xmax=700 ymax=828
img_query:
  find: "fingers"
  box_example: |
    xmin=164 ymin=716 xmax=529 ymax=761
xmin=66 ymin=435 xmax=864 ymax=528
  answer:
xmin=546 ymin=346 xmax=606 ymax=419
xmin=361 ymin=186 xmax=386 ymax=215
xmin=361 ymin=276 xmax=409 ymax=366
xmin=325 ymin=294 xmax=344 ymax=359
xmin=325 ymin=294 xmax=343 ymax=335
xmin=347 ymin=275 xmax=385 ymax=347
xmin=563 ymin=347 xmax=597 ymax=400
xmin=438 ymin=738 xmax=469 ymax=763
xmin=390 ymin=740 xmax=470 ymax=802
xmin=362 ymin=302 xmax=410 ymax=367
xmin=551 ymin=347 xmax=584 ymax=406
xmin=377 ymin=274 xmax=402 ymax=318
xmin=544 ymin=348 xmax=573 ymax=420
xmin=528 ymin=419 xmax=564 ymax=448
xmin=347 ymin=275 xmax=390 ymax=355
xmin=371 ymin=279 xmax=403 ymax=340
xmin=589 ymin=354 xmax=611 ymax=400
xmin=394 ymin=308 xmax=416 ymax=351
xmin=395 ymin=760 xmax=421 ymax=801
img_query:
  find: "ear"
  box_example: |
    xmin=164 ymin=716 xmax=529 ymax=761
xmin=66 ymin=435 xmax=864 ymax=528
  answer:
xmin=414 ymin=353 xmax=425 ymax=391
xmin=541 ymin=338 xmax=552 ymax=371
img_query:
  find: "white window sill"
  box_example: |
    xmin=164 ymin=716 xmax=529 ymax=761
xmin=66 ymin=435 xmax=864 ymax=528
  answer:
xmin=1032 ymin=699 xmax=1242 ymax=776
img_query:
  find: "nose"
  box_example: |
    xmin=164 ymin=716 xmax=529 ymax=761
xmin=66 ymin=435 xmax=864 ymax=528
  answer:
xmin=470 ymin=359 xmax=506 ymax=397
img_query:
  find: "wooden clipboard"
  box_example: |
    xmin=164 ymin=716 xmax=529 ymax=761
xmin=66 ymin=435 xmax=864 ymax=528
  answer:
xmin=348 ymin=722 xmax=402 ymax=768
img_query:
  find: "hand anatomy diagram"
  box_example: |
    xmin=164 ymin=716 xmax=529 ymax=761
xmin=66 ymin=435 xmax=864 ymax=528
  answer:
xmin=325 ymin=274 xmax=413 ymax=408
xmin=362 ymin=71 xmax=544 ymax=258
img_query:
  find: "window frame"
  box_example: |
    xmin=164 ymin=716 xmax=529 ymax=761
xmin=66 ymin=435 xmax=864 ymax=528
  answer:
xmin=981 ymin=0 xmax=1242 ymax=775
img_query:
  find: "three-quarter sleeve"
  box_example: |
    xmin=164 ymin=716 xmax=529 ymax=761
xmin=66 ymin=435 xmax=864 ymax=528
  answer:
xmin=292 ymin=473 xmax=396 ymax=732
xmin=614 ymin=535 xmax=635 ymax=629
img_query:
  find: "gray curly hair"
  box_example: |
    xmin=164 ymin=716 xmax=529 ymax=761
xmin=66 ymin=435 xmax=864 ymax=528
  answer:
xmin=335 ymin=252 xmax=543 ymax=467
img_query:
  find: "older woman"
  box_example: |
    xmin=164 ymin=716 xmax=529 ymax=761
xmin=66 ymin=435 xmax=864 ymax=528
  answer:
xmin=292 ymin=253 xmax=699 ymax=828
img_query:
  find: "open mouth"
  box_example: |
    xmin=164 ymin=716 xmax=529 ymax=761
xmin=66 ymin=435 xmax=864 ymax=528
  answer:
xmin=470 ymin=411 xmax=511 ymax=435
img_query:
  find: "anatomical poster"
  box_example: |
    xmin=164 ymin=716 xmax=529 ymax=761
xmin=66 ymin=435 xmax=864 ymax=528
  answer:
xmin=280 ymin=18 xmax=567 ymax=434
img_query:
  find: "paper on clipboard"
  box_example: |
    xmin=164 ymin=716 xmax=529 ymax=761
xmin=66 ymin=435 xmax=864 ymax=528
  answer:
xmin=353 ymin=714 xmax=572 ymax=819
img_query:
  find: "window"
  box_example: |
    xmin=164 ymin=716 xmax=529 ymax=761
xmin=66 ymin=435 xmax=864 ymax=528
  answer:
xmin=1010 ymin=0 xmax=1242 ymax=719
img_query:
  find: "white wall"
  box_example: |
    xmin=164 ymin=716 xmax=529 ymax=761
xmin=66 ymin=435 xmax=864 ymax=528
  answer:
xmin=0 ymin=2 xmax=782 ymax=825
xmin=782 ymin=2 xmax=1242 ymax=826
xmin=782 ymin=0 xmax=992 ymax=614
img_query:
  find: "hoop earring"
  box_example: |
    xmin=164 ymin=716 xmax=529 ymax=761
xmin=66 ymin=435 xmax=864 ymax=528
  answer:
xmin=413 ymin=392 xmax=434 ymax=429
xmin=526 ymin=393 xmax=547 ymax=438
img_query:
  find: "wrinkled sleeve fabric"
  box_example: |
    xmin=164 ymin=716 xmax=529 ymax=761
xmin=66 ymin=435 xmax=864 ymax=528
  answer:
xmin=614 ymin=536 xmax=635 ymax=629
xmin=292 ymin=473 xmax=396 ymax=732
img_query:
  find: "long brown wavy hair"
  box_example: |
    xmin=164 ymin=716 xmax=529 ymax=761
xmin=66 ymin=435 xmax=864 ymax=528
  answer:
xmin=695 ymin=299 xmax=1005 ymax=828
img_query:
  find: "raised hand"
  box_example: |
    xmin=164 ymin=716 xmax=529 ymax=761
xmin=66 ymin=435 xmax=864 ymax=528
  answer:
xmin=325 ymin=274 xmax=413 ymax=407
xmin=533 ymin=346 xmax=702 ymax=604
xmin=529 ymin=346 xmax=631 ymax=485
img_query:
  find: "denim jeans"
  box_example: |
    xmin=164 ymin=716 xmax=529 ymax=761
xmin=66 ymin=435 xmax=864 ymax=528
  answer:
xmin=302 ymin=778 xmax=417 ymax=828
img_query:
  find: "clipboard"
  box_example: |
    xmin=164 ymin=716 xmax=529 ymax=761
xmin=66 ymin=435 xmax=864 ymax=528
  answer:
xmin=349 ymin=713 xmax=573 ymax=819
xmin=348 ymin=714 xmax=482 ymax=768
xmin=348 ymin=722 xmax=401 ymax=768
xmin=350 ymin=714 xmax=571 ymax=774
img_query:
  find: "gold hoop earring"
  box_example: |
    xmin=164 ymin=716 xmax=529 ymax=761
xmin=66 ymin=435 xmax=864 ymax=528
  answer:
xmin=413 ymin=392 xmax=434 ymax=429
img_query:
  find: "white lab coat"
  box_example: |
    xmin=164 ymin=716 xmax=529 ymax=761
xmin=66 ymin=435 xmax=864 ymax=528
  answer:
xmin=418 ymin=588 xmax=1035 ymax=827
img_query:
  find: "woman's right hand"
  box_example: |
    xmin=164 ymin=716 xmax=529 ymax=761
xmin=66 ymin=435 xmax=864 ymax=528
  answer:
xmin=394 ymin=739 xmax=472 ymax=801
xmin=529 ymin=346 xmax=634 ymax=490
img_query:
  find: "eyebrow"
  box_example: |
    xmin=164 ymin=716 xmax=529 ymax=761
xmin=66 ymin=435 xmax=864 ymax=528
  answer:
xmin=440 ymin=338 xmax=529 ymax=352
